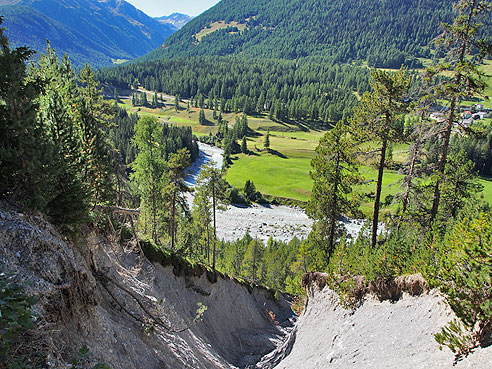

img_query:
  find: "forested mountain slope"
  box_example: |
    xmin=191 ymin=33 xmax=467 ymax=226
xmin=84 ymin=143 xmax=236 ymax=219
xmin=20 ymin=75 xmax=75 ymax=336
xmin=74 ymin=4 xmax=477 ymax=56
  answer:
xmin=149 ymin=0 xmax=489 ymax=68
xmin=0 ymin=0 xmax=176 ymax=66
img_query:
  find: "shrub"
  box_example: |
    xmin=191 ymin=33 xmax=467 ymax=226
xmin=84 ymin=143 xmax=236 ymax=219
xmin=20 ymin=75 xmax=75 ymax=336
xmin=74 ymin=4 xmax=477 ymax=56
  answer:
xmin=430 ymin=213 xmax=492 ymax=361
xmin=0 ymin=271 xmax=37 ymax=368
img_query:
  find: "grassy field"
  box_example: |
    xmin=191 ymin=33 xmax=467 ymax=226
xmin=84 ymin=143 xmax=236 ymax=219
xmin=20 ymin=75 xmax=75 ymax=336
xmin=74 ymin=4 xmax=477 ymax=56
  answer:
xmin=117 ymin=90 xmax=492 ymax=217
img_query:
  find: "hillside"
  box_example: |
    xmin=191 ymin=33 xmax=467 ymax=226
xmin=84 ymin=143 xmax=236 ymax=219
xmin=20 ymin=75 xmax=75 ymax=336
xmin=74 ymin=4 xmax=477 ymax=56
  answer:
xmin=0 ymin=0 xmax=176 ymax=67
xmin=257 ymin=275 xmax=492 ymax=369
xmin=148 ymin=0 xmax=473 ymax=68
xmin=2 ymin=206 xmax=491 ymax=368
xmin=0 ymin=205 xmax=295 ymax=368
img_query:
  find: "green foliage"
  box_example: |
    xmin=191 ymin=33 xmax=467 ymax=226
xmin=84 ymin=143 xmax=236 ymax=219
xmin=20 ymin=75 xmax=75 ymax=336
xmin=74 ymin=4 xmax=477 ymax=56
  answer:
xmin=0 ymin=19 xmax=51 ymax=210
xmin=131 ymin=116 xmax=167 ymax=243
xmin=429 ymin=213 xmax=492 ymax=361
xmin=425 ymin=0 xmax=492 ymax=223
xmin=198 ymin=108 xmax=206 ymax=125
xmin=1 ymin=23 xmax=116 ymax=226
xmin=98 ymin=57 xmax=368 ymax=123
xmin=307 ymin=122 xmax=361 ymax=261
xmin=214 ymin=234 xmax=304 ymax=292
xmin=71 ymin=345 xmax=111 ymax=369
xmin=0 ymin=271 xmax=37 ymax=368
xmin=350 ymin=68 xmax=412 ymax=247
xmin=264 ymin=129 xmax=270 ymax=148
xmin=164 ymin=148 xmax=191 ymax=249
xmin=243 ymin=179 xmax=259 ymax=203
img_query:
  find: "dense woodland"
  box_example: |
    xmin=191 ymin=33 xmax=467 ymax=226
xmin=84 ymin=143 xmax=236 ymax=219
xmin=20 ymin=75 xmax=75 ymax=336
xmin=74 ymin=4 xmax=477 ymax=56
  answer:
xmin=149 ymin=0 xmax=480 ymax=68
xmin=98 ymin=57 xmax=370 ymax=123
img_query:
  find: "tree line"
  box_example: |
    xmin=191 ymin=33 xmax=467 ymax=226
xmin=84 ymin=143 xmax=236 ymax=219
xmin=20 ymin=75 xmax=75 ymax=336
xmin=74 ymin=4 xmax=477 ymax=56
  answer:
xmin=97 ymin=56 xmax=370 ymax=124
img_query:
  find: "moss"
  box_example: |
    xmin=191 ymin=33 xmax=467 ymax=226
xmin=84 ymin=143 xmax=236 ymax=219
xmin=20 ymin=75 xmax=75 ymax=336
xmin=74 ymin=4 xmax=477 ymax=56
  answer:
xmin=140 ymin=239 xmax=283 ymax=296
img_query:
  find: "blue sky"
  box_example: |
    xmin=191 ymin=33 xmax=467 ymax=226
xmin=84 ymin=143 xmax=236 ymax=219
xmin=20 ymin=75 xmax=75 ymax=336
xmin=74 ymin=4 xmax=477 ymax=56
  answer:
xmin=126 ymin=0 xmax=221 ymax=17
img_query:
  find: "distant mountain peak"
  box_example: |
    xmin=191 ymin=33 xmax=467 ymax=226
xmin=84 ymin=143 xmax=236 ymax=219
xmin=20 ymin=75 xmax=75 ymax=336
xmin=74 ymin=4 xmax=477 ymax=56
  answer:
xmin=156 ymin=12 xmax=193 ymax=30
xmin=0 ymin=0 xmax=177 ymax=66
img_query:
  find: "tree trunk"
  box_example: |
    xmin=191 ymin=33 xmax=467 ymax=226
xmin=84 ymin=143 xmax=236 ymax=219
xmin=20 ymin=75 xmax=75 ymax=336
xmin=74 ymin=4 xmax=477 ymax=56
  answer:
xmin=430 ymin=97 xmax=456 ymax=223
xmin=430 ymin=0 xmax=475 ymax=224
xmin=328 ymin=149 xmax=341 ymax=259
xmin=212 ymin=184 xmax=217 ymax=269
xmin=372 ymin=138 xmax=387 ymax=248
xmin=402 ymin=142 xmax=419 ymax=214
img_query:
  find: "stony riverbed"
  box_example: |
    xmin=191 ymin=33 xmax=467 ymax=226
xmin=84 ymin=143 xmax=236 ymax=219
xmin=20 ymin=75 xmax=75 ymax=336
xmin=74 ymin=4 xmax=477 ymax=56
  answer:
xmin=185 ymin=143 xmax=366 ymax=243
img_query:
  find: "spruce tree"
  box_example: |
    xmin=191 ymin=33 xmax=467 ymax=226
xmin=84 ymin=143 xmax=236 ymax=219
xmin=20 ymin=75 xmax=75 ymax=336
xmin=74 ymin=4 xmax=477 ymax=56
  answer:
xmin=241 ymin=136 xmax=247 ymax=153
xmin=199 ymin=108 xmax=206 ymax=125
xmin=264 ymin=129 xmax=270 ymax=149
xmin=0 ymin=19 xmax=49 ymax=208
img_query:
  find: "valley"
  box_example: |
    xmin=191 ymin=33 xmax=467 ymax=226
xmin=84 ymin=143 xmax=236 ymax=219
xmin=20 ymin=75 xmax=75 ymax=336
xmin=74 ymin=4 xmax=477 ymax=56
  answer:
xmin=1 ymin=0 xmax=492 ymax=368
xmin=111 ymin=87 xmax=492 ymax=218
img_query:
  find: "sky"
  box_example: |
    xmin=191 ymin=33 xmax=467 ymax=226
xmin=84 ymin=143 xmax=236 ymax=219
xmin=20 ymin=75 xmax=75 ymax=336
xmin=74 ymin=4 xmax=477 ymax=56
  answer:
xmin=125 ymin=0 xmax=221 ymax=17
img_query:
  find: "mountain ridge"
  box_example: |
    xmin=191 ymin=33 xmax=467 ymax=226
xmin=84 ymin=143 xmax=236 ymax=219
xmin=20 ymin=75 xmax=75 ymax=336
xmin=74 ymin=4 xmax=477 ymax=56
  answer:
xmin=156 ymin=12 xmax=193 ymax=30
xmin=0 ymin=0 xmax=176 ymax=67
xmin=147 ymin=0 xmax=490 ymax=68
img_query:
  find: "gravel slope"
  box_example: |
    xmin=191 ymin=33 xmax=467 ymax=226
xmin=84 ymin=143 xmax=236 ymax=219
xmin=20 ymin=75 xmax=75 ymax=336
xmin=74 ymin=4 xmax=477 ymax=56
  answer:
xmin=257 ymin=286 xmax=492 ymax=369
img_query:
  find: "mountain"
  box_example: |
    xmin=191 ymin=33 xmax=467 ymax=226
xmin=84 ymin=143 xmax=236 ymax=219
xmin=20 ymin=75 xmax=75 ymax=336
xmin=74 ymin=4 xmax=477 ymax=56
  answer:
xmin=0 ymin=0 xmax=176 ymax=67
xmin=149 ymin=0 xmax=490 ymax=68
xmin=156 ymin=12 xmax=193 ymax=30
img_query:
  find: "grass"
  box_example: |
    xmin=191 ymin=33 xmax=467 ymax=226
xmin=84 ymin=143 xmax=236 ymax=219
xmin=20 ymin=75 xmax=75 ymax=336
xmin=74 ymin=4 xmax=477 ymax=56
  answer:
xmin=227 ymin=153 xmax=314 ymax=201
xmin=194 ymin=21 xmax=248 ymax=42
xmin=117 ymin=91 xmax=492 ymax=218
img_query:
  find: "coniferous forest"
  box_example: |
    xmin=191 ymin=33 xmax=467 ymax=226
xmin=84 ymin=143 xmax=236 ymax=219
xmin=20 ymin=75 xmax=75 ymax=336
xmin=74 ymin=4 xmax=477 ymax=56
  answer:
xmin=97 ymin=57 xmax=370 ymax=123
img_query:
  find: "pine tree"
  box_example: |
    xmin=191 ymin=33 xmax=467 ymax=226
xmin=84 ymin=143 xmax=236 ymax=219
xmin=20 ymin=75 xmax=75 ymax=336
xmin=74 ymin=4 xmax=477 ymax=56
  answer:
xmin=192 ymin=182 xmax=213 ymax=262
xmin=241 ymin=136 xmax=247 ymax=153
xmin=350 ymin=68 xmax=411 ymax=248
xmin=307 ymin=122 xmax=361 ymax=260
xmin=425 ymin=0 xmax=492 ymax=224
xmin=243 ymin=238 xmax=264 ymax=283
xmin=199 ymin=108 xmax=206 ymax=125
xmin=174 ymin=94 xmax=180 ymax=111
xmin=264 ymin=129 xmax=270 ymax=149
xmin=195 ymin=161 xmax=229 ymax=269
xmin=152 ymin=92 xmax=158 ymax=108
xmin=131 ymin=116 xmax=167 ymax=243
xmin=28 ymin=44 xmax=90 ymax=224
xmin=77 ymin=64 xmax=115 ymax=207
xmin=164 ymin=148 xmax=191 ymax=250
xmin=0 ymin=20 xmax=50 ymax=209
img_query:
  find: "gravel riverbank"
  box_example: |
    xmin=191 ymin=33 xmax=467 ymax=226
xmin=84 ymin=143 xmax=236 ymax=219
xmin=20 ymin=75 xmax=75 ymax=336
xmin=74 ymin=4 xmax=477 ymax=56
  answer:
xmin=186 ymin=143 xmax=366 ymax=243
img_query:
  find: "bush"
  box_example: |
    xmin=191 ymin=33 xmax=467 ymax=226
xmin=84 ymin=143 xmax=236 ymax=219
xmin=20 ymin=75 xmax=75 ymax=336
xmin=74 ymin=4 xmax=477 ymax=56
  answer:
xmin=0 ymin=271 xmax=37 ymax=368
xmin=429 ymin=213 xmax=492 ymax=361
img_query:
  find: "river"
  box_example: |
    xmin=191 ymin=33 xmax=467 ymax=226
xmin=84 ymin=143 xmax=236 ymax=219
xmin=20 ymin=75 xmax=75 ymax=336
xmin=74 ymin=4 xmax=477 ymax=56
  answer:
xmin=185 ymin=143 xmax=366 ymax=243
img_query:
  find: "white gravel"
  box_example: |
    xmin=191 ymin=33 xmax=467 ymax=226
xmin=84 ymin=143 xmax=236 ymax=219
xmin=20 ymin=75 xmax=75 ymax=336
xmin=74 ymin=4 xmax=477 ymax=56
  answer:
xmin=258 ymin=287 xmax=492 ymax=369
xmin=186 ymin=143 xmax=367 ymax=243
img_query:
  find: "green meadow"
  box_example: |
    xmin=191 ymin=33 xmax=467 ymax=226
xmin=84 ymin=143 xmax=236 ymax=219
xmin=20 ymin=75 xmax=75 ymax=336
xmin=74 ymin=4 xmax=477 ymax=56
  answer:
xmin=118 ymin=90 xmax=492 ymax=217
